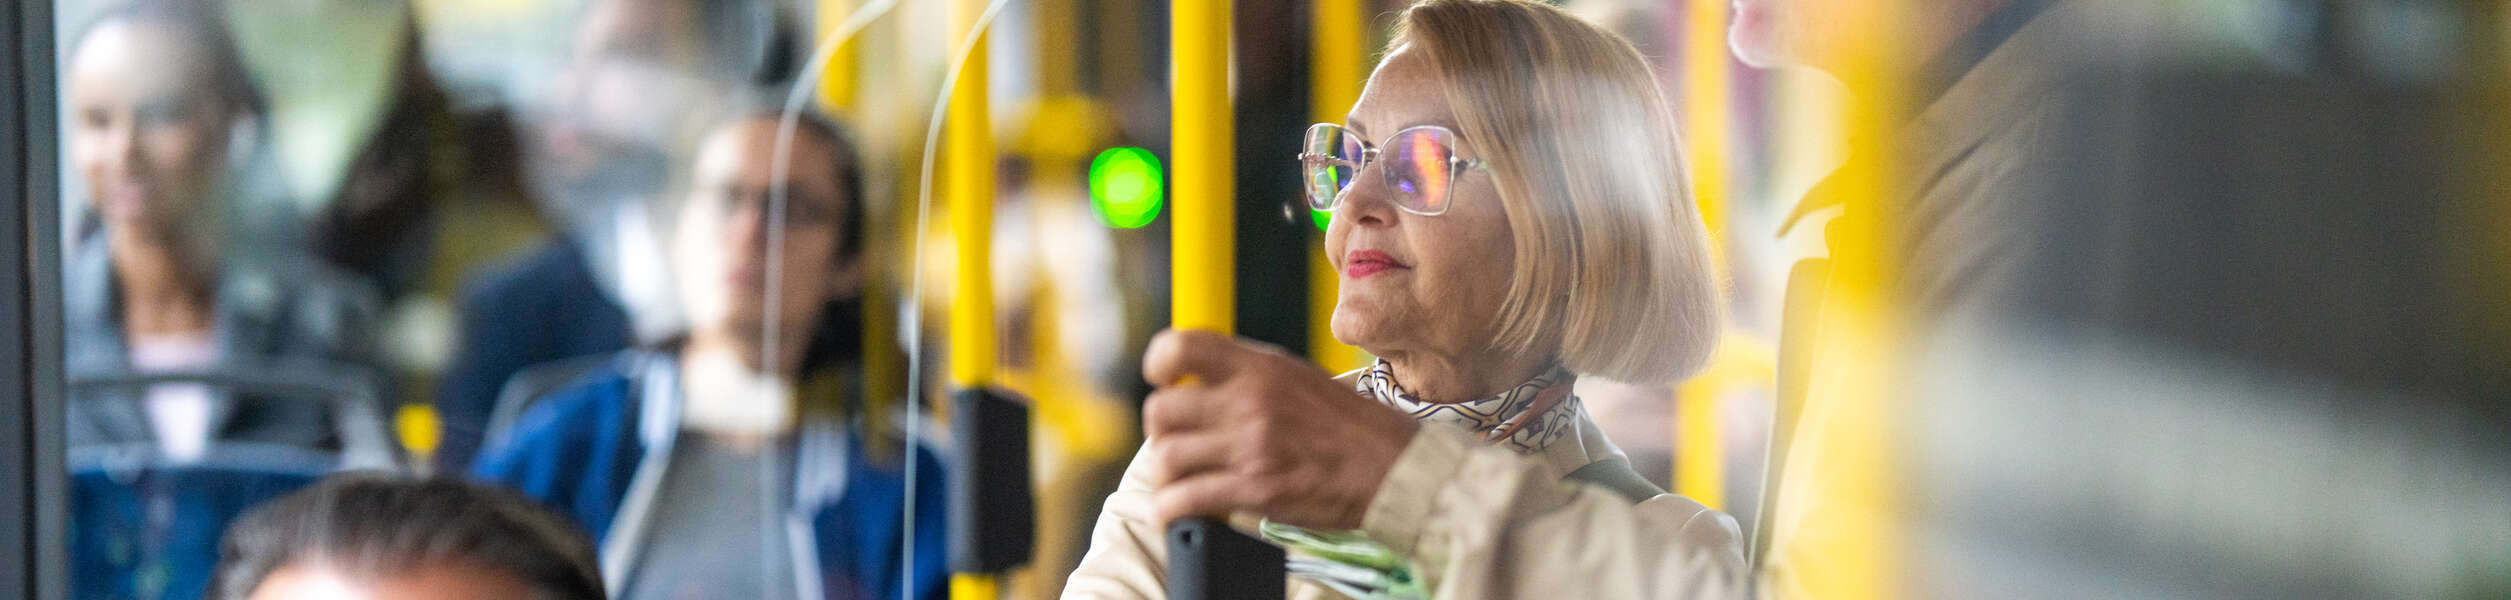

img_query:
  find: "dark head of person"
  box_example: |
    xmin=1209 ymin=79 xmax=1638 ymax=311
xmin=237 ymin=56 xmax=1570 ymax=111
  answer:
xmin=211 ymin=475 xmax=604 ymax=600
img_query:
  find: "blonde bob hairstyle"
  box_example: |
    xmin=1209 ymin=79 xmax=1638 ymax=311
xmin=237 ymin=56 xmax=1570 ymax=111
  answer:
xmin=1392 ymin=0 xmax=1721 ymax=382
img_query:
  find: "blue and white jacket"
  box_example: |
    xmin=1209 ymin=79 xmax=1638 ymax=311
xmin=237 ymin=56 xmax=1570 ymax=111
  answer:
xmin=473 ymin=350 xmax=949 ymax=600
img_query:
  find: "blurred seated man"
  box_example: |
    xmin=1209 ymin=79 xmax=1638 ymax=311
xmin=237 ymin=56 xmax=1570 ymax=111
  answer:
xmin=211 ymin=475 xmax=605 ymax=600
xmin=62 ymin=0 xmax=383 ymax=459
xmin=472 ymin=108 xmax=947 ymax=600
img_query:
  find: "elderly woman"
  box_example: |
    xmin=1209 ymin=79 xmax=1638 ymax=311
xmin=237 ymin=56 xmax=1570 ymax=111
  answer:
xmin=1067 ymin=1 xmax=1744 ymax=598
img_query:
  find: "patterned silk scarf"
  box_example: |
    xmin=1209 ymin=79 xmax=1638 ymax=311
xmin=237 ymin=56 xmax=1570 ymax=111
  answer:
xmin=1355 ymin=360 xmax=1583 ymax=455
xmin=1267 ymin=360 xmax=1585 ymax=599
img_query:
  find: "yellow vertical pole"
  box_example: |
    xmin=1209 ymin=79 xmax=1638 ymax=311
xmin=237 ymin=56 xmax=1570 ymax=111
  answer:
xmin=1307 ymin=0 xmax=1365 ymax=372
xmin=1765 ymin=0 xmax=1906 ymax=595
xmin=814 ymin=0 xmax=860 ymax=112
xmin=1683 ymin=0 xmax=1733 ymax=255
xmin=818 ymin=0 xmax=901 ymax=439
xmin=945 ymin=0 xmax=996 ymax=596
xmin=945 ymin=0 xmax=996 ymax=391
xmin=1174 ymin=0 xmax=1235 ymax=335
xmin=1673 ymin=0 xmax=1733 ymax=510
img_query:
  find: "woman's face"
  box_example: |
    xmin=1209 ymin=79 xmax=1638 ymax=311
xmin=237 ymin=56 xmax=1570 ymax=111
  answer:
xmin=1325 ymin=46 xmax=1518 ymax=362
xmin=672 ymin=119 xmax=854 ymax=342
xmin=67 ymin=21 xmax=237 ymax=242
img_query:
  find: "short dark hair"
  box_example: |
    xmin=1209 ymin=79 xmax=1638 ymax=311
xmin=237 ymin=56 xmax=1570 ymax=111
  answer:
xmin=211 ymin=475 xmax=605 ymax=600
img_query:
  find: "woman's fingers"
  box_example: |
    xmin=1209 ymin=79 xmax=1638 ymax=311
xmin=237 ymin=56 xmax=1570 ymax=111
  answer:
xmin=1136 ymin=327 xmax=1412 ymax=529
xmin=1145 ymin=429 xmax=1234 ymax=486
xmin=1141 ymin=386 xmax=1223 ymax=438
xmin=1140 ymin=328 xmax=1248 ymax=387
xmin=1149 ymin=470 xmax=1260 ymax=525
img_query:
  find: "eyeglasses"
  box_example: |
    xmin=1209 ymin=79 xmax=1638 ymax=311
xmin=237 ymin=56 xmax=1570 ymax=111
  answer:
xmin=1298 ymin=123 xmax=1487 ymax=216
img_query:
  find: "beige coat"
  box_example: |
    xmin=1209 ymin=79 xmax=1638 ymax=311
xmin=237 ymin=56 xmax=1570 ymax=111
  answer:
xmin=1063 ymin=372 xmax=1750 ymax=599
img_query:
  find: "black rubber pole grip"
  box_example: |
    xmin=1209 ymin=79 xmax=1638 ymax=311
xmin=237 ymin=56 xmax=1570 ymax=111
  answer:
xmin=947 ymin=388 xmax=1034 ymax=573
xmin=1165 ymin=517 xmax=1285 ymax=600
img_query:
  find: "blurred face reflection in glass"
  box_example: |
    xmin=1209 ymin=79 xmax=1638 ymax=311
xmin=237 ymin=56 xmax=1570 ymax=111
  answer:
xmin=672 ymin=117 xmax=856 ymax=362
xmin=245 ymin=564 xmax=540 ymax=600
xmin=1729 ymin=0 xmax=1819 ymax=68
xmin=1324 ymin=46 xmax=1519 ymax=364
xmin=67 ymin=17 xmax=244 ymax=246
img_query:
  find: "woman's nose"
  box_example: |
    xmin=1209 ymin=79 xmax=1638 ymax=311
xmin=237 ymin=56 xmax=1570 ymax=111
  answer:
xmin=1338 ymin=165 xmax=1399 ymax=227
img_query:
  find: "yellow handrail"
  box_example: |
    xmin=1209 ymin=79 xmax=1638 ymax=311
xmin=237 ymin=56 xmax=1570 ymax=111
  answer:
xmin=945 ymin=0 xmax=996 ymax=391
xmin=1764 ymin=0 xmax=1908 ymax=595
xmin=1174 ymin=0 xmax=1235 ymax=335
xmin=946 ymin=0 xmax=996 ymax=596
xmin=813 ymin=0 xmax=860 ymax=113
xmin=1306 ymin=0 xmax=1366 ymax=372
xmin=1673 ymin=0 xmax=1737 ymax=508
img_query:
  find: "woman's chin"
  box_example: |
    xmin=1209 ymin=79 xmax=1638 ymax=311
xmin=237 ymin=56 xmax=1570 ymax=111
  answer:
xmin=1329 ymin=308 xmax=1400 ymax=351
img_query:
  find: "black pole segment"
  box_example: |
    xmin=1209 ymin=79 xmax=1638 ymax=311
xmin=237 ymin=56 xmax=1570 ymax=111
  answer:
xmin=1164 ymin=517 xmax=1284 ymax=600
xmin=947 ymin=387 xmax=1035 ymax=573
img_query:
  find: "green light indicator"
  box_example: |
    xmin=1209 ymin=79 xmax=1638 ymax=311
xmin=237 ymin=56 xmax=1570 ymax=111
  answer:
xmin=1089 ymin=147 xmax=1164 ymax=229
xmin=1311 ymin=207 xmax=1331 ymax=232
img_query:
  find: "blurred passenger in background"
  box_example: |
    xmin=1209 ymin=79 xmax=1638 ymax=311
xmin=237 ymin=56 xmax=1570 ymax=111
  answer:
xmin=216 ymin=0 xmax=521 ymax=308
xmin=472 ymin=110 xmax=946 ymax=600
xmin=1736 ymin=0 xmax=2511 ymax=597
xmin=278 ymin=17 xmax=458 ymax=305
xmin=434 ymin=0 xmax=796 ymax=471
xmin=61 ymin=0 xmax=383 ymax=459
xmin=218 ymin=0 xmax=563 ymax=468
xmin=1731 ymin=0 xmax=2050 ymax=316
xmin=62 ymin=6 xmax=398 ymax=599
xmin=1729 ymin=0 xmax=2100 ymax=587
xmin=212 ymin=475 xmax=604 ymax=600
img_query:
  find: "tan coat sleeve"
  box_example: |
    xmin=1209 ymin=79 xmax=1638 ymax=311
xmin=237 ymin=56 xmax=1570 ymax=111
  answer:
xmin=1358 ymin=428 xmax=1751 ymax=599
xmin=1061 ymin=444 xmax=1178 ymax=599
xmin=1067 ymin=427 xmax=1750 ymax=599
xmin=1066 ymin=444 xmax=1382 ymax=600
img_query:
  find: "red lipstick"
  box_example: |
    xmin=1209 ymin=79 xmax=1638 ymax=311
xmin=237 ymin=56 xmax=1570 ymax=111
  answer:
xmin=1343 ymin=249 xmax=1408 ymax=279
